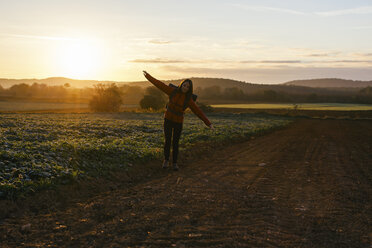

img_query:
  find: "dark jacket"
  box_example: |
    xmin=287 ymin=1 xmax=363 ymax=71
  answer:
xmin=145 ymin=74 xmax=211 ymax=126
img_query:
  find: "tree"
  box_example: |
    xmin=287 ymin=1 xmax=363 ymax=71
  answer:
xmin=262 ymin=90 xmax=278 ymax=102
xmin=9 ymin=83 xmax=31 ymax=97
xmin=140 ymin=86 xmax=167 ymax=110
xmin=355 ymin=86 xmax=372 ymax=104
xmin=359 ymin=86 xmax=372 ymax=95
xmin=120 ymin=86 xmax=145 ymax=104
xmin=224 ymin=87 xmax=245 ymax=100
xmin=196 ymin=102 xmax=214 ymax=112
xmin=89 ymin=83 xmax=123 ymax=112
xmin=307 ymin=93 xmax=319 ymax=102
xmin=199 ymin=85 xmax=221 ymax=99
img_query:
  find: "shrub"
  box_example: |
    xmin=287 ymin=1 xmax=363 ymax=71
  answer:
xmin=196 ymin=102 xmax=214 ymax=112
xmin=89 ymin=83 xmax=123 ymax=112
xmin=140 ymin=86 xmax=167 ymax=110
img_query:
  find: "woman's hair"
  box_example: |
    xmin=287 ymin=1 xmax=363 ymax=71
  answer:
xmin=178 ymin=79 xmax=193 ymax=110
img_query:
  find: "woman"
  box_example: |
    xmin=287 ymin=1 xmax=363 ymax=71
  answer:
xmin=143 ymin=71 xmax=213 ymax=171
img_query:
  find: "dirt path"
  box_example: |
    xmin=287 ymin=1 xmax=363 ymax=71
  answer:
xmin=1 ymin=119 xmax=371 ymax=247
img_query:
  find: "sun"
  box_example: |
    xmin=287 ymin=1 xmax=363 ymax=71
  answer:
xmin=57 ymin=40 xmax=102 ymax=79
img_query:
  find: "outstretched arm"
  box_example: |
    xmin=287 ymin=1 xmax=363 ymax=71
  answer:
xmin=143 ymin=71 xmax=173 ymax=95
xmin=188 ymin=100 xmax=212 ymax=127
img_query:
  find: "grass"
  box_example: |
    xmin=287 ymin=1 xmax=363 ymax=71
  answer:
xmin=212 ymin=103 xmax=372 ymax=111
xmin=0 ymin=112 xmax=291 ymax=198
xmin=0 ymin=101 xmax=139 ymax=112
xmin=0 ymin=101 xmax=89 ymax=112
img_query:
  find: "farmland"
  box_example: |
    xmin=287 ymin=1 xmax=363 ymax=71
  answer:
xmin=0 ymin=112 xmax=290 ymax=198
xmin=1 ymin=118 xmax=371 ymax=247
xmin=0 ymin=101 xmax=89 ymax=112
xmin=212 ymin=103 xmax=372 ymax=111
xmin=0 ymin=101 xmax=140 ymax=113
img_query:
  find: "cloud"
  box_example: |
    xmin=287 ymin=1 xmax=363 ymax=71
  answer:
xmin=0 ymin=33 xmax=78 ymax=41
xmin=290 ymin=48 xmax=341 ymax=57
xmin=306 ymin=53 xmax=330 ymax=57
xmin=229 ymin=4 xmax=307 ymax=15
xmin=238 ymin=60 xmax=303 ymax=64
xmin=355 ymin=53 xmax=372 ymax=57
xmin=310 ymin=60 xmax=372 ymax=64
xmin=315 ymin=6 xmax=372 ymax=16
xmin=350 ymin=26 xmax=372 ymax=30
xmin=148 ymin=39 xmax=173 ymax=44
xmin=160 ymin=65 xmax=372 ymax=84
xmin=130 ymin=58 xmax=372 ymax=67
xmin=334 ymin=60 xmax=372 ymax=63
xmin=304 ymin=51 xmax=345 ymax=57
xmin=129 ymin=58 xmax=234 ymax=64
xmin=129 ymin=58 xmax=186 ymax=63
xmin=259 ymin=60 xmax=302 ymax=64
xmin=130 ymin=58 xmax=305 ymax=65
xmin=230 ymin=4 xmax=372 ymax=17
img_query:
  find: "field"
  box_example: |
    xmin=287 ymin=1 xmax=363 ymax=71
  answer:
xmin=0 ymin=101 xmax=141 ymax=112
xmin=3 ymin=101 xmax=372 ymax=113
xmin=212 ymin=103 xmax=372 ymax=111
xmin=1 ymin=118 xmax=371 ymax=247
xmin=0 ymin=101 xmax=89 ymax=112
xmin=0 ymin=112 xmax=290 ymax=198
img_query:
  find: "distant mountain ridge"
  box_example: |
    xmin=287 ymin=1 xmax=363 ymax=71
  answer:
xmin=127 ymin=77 xmax=249 ymax=89
xmin=0 ymin=77 xmax=120 ymax=88
xmin=1 ymin=76 xmax=371 ymax=104
xmin=112 ymin=77 xmax=372 ymax=99
xmin=0 ymin=77 xmax=251 ymax=89
xmin=283 ymin=78 xmax=372 ymax=88
xmin=1 ymin=77 xmax=371 ymax=95
xmin=1 ymin=77 xmax=371 ymax=89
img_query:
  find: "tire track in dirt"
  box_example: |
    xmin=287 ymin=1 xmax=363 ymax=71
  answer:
xmin=1 ymin=119 xmax=371 ymax=247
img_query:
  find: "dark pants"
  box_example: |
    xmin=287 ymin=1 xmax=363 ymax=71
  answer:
xmin=164 ymin=118 xmax=183 ymax=163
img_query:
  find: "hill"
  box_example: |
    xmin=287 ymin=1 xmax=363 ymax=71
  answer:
xmin=1 ymin=76 xmax=371 ymax=105
xmin=128 ymin=77 xmax=250 ymax=89
xmin=1 ymin=76 xmax=371 ymax=100
xmin=138 ymin=77 xmax=363 ymax=95
xmin=1 ymin=77 xmax=371 ymax=93
xmin=0 ymin=77 xmax=123 ymax=88
xmin=283 ymin=78 xmax=372 ymax=88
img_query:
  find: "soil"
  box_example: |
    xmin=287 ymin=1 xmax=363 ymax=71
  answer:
xmin=1 ymin=119 xmax=371 ymax=247
xmin=213 ymin=107 xmax=372 ymax=119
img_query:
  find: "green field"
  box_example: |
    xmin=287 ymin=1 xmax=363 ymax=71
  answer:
xmin=0 ymin=101 xmax=140 ymax=112
xmin=0 ymin=101 xmax=89 ymax=112
xmin=212 ymin=103 xmax=372 ymax=111
xmin=0 ymin=112 xmax=291 ymax=198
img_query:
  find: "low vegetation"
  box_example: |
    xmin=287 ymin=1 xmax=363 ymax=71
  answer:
xmin=196 ymin=102 xmax=214 ymax=112
xmin=89 ymin=83 xmax=123 ymax=112
xmin=1 ymin=79 xmax=372 ymax=108
xmin=196 ymin=85 xmax=372 ymax=104
xmin=0 ymin=112 xmax=291 ymax=198
xmin=212 ymin=103 xmax=372 ymax=111
xmin=139 ymin=86 xmax=167 ymax=110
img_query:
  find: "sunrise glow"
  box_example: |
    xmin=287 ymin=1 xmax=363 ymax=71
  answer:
xmin=56 ymin=41 xmax=103 ymax=79
xmin=0 ymin=0 xmax=372 ymax=83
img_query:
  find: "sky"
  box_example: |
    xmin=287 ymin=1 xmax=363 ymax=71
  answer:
xmin=0 ymin=0 xmax=372 ymax=84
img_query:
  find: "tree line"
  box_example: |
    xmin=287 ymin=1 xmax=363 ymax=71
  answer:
xmin=88 ymin=84 xmax=213 ymax=112
xmin=194 ymin=85 xmax=372 ymax=104
xmin=0 ymin=82 xmax=144 ymax=104
xmin=1 ymin=82 xmax=371 ymax=112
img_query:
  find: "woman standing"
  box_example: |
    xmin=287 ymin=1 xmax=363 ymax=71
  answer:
xmin=143 ymin=71 xmax=213 ymax=171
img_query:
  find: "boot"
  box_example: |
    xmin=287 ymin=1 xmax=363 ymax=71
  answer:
xmin=162 ymin=160 xmax=169 ymax=169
